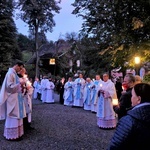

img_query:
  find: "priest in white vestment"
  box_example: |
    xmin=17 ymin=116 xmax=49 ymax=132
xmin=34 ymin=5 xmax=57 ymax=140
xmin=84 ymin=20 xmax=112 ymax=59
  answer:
xmin=0 ymin=61 xmax=26 ymax=140
xmin=96 ymin=73 xmax=117 ymax=129
xmin=63 ymin=77 xmax=74 ymax=106
xmin=41 ymin=76 xmax=48 ymax=102
xmin=45 ymin=78 xmax=55 ymax=103
xmin=73 ymin=73 xmax=85 ymax=107
xmin=91 ymin=75 xmax=103 ymax=113
xmin=33 ymin=77 xmax=40 ymax=100
xmin=83 ymin=78 xmax=94 ymax=110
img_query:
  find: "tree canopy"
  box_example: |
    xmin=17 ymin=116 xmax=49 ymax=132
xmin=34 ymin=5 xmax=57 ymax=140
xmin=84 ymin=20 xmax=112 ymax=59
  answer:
xmin=16 ymin=0 xmax=61 ymax=77
xmin=0 ymin=0 xmax=21 ymax=71
xmin=72 ymin=0 xmax=150 ymax=72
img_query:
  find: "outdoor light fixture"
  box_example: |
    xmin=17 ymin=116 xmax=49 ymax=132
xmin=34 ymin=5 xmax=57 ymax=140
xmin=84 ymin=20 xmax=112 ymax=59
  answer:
xmin=134 ymin=56 xmax=141 ymax=75
xmin=134 ymin=56 xmax=140 ymax=64
xmin=49 ymin=58 xmax=55 ymax=65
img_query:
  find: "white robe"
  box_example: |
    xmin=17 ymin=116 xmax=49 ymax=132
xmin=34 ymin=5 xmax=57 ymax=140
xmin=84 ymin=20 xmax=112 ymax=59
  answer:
xmin=45 ymin=81 xmax=55 ymax=103
xmin=73 ymin=78 xmax=85 ymax=107
xmin=41 ymin=79 xmax=48 ymax=102
xmin=83 ymin=81 xmax=94 ymax=110
xmin=33 ymin=80 xmax=39 ymax=99
xmin=23 ymin=85 xmax=33 ymax=123
xmin=63 ymin=81 xmax=74 ymax=106
xmin=0 ymin=68 xmax=26 ymax=139
xmin=91 ymin=79 xmax=103 ymax=113
xmin=96 ymin=79 xmax=117 ymax=128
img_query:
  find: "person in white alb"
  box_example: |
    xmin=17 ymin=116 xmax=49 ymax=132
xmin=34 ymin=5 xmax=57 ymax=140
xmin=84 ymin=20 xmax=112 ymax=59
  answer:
xmin=83 ymin=77 xmax=94 ymax=111
xmin=91 ymin=75 xmax=103 ymax=113
xmin=0 ymin=61 xmax=26 ymax=141
xmin=33 ymin=77 xmax=40 ymax=100
xmin=97 ymin=73 xmax=117 ymax=129
xmin=45 ymin=77 xmax=55 ymax=103
xmin=63 ymin=77 xmax=74 ymax=106
xmin=73 ymin=73 xmax=85 ymax=107
xmin=41 ymin=76 xmax=48 ymax=102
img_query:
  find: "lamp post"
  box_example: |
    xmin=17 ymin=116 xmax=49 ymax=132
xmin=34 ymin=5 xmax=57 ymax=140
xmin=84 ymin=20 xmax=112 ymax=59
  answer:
xmin=134 ymin=56 xmax=140 ymax=75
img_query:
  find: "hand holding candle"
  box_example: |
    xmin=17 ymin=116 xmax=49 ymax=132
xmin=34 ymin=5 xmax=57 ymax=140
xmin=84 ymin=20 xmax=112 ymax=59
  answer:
xmin=112 ymin=98 xmax=118 ymax=106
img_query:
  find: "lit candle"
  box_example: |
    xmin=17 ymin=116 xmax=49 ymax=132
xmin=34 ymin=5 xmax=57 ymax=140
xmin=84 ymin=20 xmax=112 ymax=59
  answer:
xmin=26 ymin=81 xmax=31 ymax=87
xmin=23 ymin=74 xmax=27 ymax=79
xmin=112 ymin=98 xmax=118 ymax=106
xmin=88 ymin=85 xmax=91 ymax=89
xmin=122 ymin=86 xmax=125 ymax=91
xmin=100 ymin=84 xmax=103 ymax=89
xmin=80 ymin=79 xmax=81 ymax=83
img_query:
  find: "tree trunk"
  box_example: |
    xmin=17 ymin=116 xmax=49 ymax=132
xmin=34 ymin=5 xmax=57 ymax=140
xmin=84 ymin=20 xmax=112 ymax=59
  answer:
xmin=35 ymin=22 xmax=39 ymax=78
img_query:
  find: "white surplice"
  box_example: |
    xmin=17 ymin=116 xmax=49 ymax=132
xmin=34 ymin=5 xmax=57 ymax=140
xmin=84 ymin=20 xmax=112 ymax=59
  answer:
xmin=96 ymin=79 xmax=117 ymax=128
xmin=63 ymin=81 xmax=74 ymax=106
xmin=45 ymin=81 xmax=55 ymax=103
xmin=0 ymin=68 xmax=26 ymax=139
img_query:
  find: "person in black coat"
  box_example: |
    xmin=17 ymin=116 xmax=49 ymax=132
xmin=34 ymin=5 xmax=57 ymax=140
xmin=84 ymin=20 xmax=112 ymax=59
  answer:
xmin=108 ymin=83 xmax=150 ymax=150
xmin=57 ymin=77 xmax=65 ymax=104
xmin=113 ymin=74 xmax=135 ymax=120
xmin=115 ymin=77 xmax=123 ymax=99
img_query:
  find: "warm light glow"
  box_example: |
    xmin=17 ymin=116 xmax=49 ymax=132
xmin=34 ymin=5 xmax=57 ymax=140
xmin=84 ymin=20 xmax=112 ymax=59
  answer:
xmin=134 ymin=56 xmax=140 ymax=64
xmin=49 ymin=58 xmax=55 ymax=65
xmin=23 ymin=74 xmax=28 ymax=78
xmin=112 ymin=99 xmax=118 ymax=106
xmin=26 ymin=81 xmax=31 ymax=87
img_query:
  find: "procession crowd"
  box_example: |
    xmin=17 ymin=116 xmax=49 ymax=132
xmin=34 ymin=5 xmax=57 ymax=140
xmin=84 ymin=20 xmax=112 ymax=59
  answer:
xmin=0 ymin=61 xmax=150 ymax=150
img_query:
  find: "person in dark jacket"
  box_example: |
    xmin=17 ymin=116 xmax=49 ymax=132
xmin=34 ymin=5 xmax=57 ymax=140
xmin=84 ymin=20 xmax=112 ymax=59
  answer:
xmin=108 ymin=83 xmax=150 ymax=150
xmin=57 ymin=77 xmax=65 ymax=104
xmin=113 ymin=74 xmax=135 ymax=120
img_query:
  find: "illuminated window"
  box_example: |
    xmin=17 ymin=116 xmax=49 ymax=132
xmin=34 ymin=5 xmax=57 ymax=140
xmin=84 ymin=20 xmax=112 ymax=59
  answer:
xmin=49 ymin=58 xmax=55 ymax=65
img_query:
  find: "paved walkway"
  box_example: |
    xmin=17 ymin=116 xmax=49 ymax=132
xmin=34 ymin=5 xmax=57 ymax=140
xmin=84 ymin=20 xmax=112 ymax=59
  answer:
xmin=0 ymin=93 xmax=115 ymax=150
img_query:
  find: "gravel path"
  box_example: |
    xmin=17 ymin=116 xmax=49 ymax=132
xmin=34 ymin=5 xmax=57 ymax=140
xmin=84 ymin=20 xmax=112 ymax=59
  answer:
xmin=0 ymin=93 xmax=115 ymax=150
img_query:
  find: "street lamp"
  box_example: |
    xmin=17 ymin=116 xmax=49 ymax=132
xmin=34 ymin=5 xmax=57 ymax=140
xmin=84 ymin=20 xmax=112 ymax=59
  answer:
xmin=134 ymin=56 xmax=141 ymax=75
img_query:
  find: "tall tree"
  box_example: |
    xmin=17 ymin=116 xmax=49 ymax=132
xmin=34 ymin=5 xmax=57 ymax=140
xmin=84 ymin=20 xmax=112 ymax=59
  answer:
xmin=0 ymin=0 xmax=21 ymax=72
xmin=16 ymin=0 xmax=61 ymax=77
xmin=72 ymin=0 xmax=150 ymax=72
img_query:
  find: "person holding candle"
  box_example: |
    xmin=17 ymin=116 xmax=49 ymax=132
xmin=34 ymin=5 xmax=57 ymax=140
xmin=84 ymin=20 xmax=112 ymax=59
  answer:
xmin=63 ymin=77 xmax=74 ymax=106
xmin=73 ymin=73 xmax=85 ymax=107
xmin=83 ymin=77 xmax=94 ymax=110
xmin=108 ymin=83 xmax=150 ymax=150
xmin=97 ymin=73 xmax=118 ymax=129
xmin=113 ymin=74 xmax=135 ymax=120
xmin=91 ymin=74 xmax=103 ymax=113
xmin=18 ymin=68 xmax=34 ymax=131
xmin=0 ymin=61 xmax=26 ymax=141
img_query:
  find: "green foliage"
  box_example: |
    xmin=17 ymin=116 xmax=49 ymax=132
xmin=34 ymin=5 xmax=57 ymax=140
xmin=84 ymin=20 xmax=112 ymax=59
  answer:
xmin=16 ymin=0 xmax=61 ymax=77
xmin=72 ymin=0 xmax=150 ymax=72
xmin=143 ymin=72 xmax=150 ymax=84
xmin=17 ymin=33 xmax=34 ymax=52
xmin=0 ymin=0 xmax=22 ymax=71
xmin=16 ymin=0 xmax=61 ymax=33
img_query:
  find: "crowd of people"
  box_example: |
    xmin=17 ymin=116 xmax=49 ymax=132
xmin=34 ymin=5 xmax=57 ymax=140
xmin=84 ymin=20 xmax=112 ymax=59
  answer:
xmin=0 ymin=60 xmax=150 ymax=150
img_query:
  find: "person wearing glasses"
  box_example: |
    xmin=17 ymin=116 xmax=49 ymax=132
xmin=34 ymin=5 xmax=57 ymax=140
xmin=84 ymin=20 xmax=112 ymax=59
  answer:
xmin=113 ymin=74 xmax=135 ymax=120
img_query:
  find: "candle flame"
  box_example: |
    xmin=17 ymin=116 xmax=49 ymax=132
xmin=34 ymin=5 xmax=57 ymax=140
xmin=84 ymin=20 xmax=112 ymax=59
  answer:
xmin=112 ymin=99 xmax=118 ymax=106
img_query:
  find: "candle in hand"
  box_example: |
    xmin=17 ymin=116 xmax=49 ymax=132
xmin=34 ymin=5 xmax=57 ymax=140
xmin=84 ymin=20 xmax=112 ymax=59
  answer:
xmin=100 ymin=84 xmax=103 ymax=90
xmin=112 ymin=98 xmax=118 ymax=106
